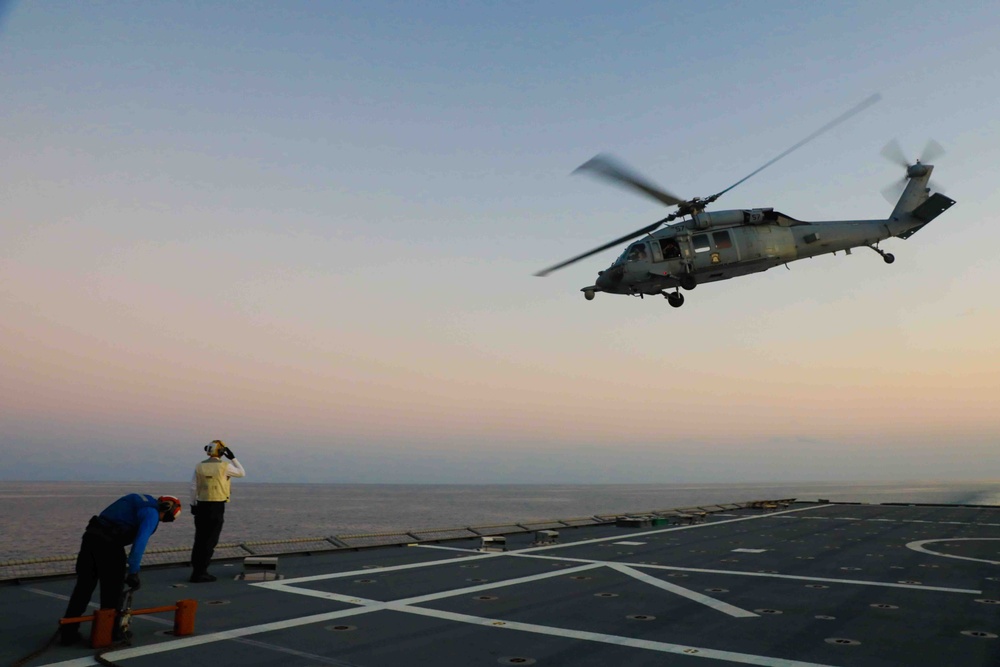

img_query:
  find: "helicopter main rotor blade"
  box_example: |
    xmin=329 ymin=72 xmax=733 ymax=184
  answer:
xmin=573 ymin=154 xmax=686 ymax=208
xmin=709 ymin=93 xmax=882 ymax=202
xmin=534 ymin=219 xmax=665 ymax=277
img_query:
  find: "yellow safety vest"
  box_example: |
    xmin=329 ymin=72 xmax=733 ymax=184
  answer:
xmin=195 ymin=458 xmax=233 ymax=502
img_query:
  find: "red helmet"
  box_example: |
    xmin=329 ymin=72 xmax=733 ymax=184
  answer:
xmin=157 ymin=495 xmax=182 ymax=522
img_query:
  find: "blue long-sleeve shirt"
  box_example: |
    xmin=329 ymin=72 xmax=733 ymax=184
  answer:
xmin=98 ymin=493 xmax=161 ymax=574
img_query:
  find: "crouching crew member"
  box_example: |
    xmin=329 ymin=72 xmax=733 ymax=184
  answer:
xmin=190 ymin=439 xmax=246 ymax=583
xmin=61 ymin=494 xmax=181 ymax=645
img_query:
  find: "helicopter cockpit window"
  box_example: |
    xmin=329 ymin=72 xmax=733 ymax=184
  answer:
xmin=692 ymin=234 xmax=711 ymax=253
xmin=660 ymin=238 xmax=681 ymax=259
xmin=626 ymin=242 xmax=648 ymax=262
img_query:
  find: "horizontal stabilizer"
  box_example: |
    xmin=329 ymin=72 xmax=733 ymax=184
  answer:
xmin=898 ymin=193 xmax=955 ymax=240
xmin=911 ymin=192 xmax=955 ymax=223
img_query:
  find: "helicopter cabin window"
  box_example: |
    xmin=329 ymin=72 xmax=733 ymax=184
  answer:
xmin=659 ymin=238 xmax=681 ymax=259
xmin=692 ymin=234 xmax=711 ymax=253
xmin=712 ymin=231 xmax=733 ymax=249
xmin=626 ymin=242 xmax=649 ymax=262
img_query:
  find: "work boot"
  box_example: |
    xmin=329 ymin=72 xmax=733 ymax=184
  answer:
xmin=189 ymin=573 xmax=217 ymax=583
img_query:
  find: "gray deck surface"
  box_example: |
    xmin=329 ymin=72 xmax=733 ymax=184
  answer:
xmin=3 ymin=502 xmax=999 ymax=666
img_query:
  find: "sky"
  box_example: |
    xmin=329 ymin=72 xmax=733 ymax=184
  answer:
xmin=1 ymin=1 xmax=998 ymax=484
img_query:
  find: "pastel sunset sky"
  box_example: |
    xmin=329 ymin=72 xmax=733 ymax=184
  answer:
xmin=2 ymin=2 xmax=998 ymax=482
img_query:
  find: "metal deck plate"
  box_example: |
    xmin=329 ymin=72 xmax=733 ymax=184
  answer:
xmin=4 ymin=502 xmax=999 ymax=666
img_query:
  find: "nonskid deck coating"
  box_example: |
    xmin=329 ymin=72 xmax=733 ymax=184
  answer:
xmin=3 ymin=502 xmax=999 ymax=666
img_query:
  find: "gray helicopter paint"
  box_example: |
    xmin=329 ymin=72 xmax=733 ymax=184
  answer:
xmin=583 ymin=166 xmax=955 ymax=299
xmin=546 ymin=100 xmax=961 ymax=301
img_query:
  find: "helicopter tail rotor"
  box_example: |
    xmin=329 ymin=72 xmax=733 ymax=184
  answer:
xmin=880 ymin=139 xmax=947 ymax=202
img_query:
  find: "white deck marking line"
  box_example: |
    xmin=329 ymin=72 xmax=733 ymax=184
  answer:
xmin=906 ymin=538 xmax=1000 ymax=565
xmin=412 ymin=543 xmax=481 ymax=553
xmin=781 ymin=515 xmax=997 ymax=527
xmin=263 ymin=569 xmax=835 ymax=667
xmin=390 ymin=605 xmax=838 ymax=667
xmin=24 ymin=588 xmax=355 ymax=667
xmin=25 ymin=587 xmax=81 ymax=603
xmin=231 ymin=637 xmax=364 ymax=667
xmin=518 ymin=504 xmax=827 ymax=553
xmin=41 ymin=607 xmax=385 ymax=667
xmin=501 ymin=552 xmax=981 ymax=594
xmin=401 ymin=563 xmax=601 ymax=605
xmin=42 ymin=565 xmax=607 ymax=666
xmin=29 ymin=590 xmax=379 ymax=667
xmin=262 ymin=506 xmax=825 ymax=589
xmin=27 ymin=587 xmax=172 ymax=625
xmin=259 ymin=551 xmax=501 ymax=586
xmin=261 ymin=583 xmax=386 ymax=605
xmin=609 ymin=564 xmax=758 ymax=618
xmin=412 ymin=543 xmax=982 ymax=594
xmin=268 ymin=563 xmax=602 ymax=609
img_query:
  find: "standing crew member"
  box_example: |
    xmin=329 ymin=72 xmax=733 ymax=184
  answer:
xmin=61 ymin=494 xmax=182 ymax=646
xmin=190 ymin=439 xmax=246 ymax=583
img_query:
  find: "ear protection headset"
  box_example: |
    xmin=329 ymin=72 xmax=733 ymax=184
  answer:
xmin=204 ymin=440 xmax=226 ymax=457
xmin=157 ymin=495 xmax=182 ymax=522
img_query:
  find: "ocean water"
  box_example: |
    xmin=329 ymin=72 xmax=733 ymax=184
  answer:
xmin=1 ymin=480 xmax=998 ymax=562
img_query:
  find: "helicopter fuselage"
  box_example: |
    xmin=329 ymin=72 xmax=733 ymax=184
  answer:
xmin=589 ymin=208 xmax=897 ymax=297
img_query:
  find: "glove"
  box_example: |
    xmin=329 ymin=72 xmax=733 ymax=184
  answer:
xmin=190 ymin=504 xmax=200 ymax=517
xmin=124 ymin=573 xmax=141 ymax=591
xmin=223 ymin=447 xmax=235 ymax=460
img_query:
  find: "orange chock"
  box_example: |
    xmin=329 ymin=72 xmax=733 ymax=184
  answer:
xmin=91 ymin=608 xmax=116 ymax=649
xmin=174 ymin=599 xmax=197 ymax=636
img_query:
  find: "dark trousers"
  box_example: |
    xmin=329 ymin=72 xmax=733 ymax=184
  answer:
xmin=191 ymin=501 xmax=226 ymax=576
xmin=62 ymin=532 xmax=126 ymax=639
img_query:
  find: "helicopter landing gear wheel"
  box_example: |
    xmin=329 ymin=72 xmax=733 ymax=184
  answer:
xmin=867 ymin=244 xmax=894 ymax=264
xmin=666 ymin=291 xmax=685 ymax=308
xmin=679 ymin=274 xmax=697 ymax=291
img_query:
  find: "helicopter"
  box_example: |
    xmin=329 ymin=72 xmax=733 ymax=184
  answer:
xmin=536 ymin=94 xmax=956 ymax=307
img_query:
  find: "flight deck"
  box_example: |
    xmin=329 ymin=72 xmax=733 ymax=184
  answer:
xmin=3 ymin=501 xmax=999 ymax=666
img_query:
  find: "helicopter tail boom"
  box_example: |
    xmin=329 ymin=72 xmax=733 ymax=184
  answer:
xmin=889 ymin=164 xmax=933 ymax=220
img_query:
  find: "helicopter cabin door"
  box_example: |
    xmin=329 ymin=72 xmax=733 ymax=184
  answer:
xmin=687 ymin=230 xmax=740 ymax=270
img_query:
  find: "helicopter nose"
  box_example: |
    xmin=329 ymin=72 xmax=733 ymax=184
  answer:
xmin=596 ymin=267 xmax=622 ymax=290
